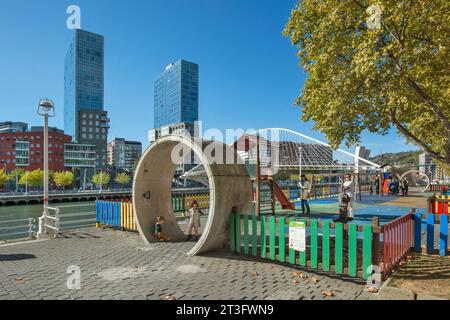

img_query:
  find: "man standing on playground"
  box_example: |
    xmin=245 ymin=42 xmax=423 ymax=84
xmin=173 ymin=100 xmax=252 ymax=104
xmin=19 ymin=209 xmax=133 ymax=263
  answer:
xmin=342 ymin=174 xmax=354 ymax=220
xmin=373 ymin=176 xmax=380 ymax=195
xmin=299 ymin=175 xmax=311 ymax=214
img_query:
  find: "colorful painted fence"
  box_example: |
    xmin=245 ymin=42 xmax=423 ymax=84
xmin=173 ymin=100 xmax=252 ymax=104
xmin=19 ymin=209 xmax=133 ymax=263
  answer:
xmin=96 ymin=201 xmax=137 ymax=232
xmin=429 ymin=184 xmax=450 ymax=192
xmin=172 ymin=193 xmax=210 ymax=213
xmin=382 ymin=214 xmax=414 ymax=279
xmin=230 ymin=208 xmax=449 ymax=281
xmin=229 ymin=210 xmax=380 ymax=280
xmin=428 ymin=195 xmax=449 ymax=215
xmin=255 ymin=183 xmax=371 ymax=205
xmin=414 ymin=212 xmax=448 ymax=257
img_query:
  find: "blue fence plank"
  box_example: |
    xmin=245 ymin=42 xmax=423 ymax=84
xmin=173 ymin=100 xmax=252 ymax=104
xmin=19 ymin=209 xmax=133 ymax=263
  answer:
xmin=116 ymin=202 xmax=121 ymax=227
xmin=109 ymin=202 xmax=113 ymax=225
xmin=440 ymin=215 xmax=448 ymax=257
xmin=414 ymin=213 xmax=422 ymax=253
xmin=426 ymin=214 xmax=434 ymax=254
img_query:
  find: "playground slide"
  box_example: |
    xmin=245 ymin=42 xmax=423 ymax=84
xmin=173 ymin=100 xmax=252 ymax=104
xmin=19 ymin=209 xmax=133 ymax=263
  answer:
xmin=273 ymin=181 xmax=295 ymax=210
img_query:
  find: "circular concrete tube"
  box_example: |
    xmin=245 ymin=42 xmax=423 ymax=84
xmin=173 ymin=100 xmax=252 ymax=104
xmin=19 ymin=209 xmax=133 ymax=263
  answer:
xmin=133 ymin=135 xmax=252 ymax=256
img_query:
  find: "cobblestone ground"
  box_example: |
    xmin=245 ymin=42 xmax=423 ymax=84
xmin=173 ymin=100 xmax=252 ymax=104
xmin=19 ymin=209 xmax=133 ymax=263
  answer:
xmin=0 ymin=228 xmax=375 ymax=300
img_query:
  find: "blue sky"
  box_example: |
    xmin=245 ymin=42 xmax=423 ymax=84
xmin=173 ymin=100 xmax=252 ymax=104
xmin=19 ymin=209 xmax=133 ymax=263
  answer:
xmin=0 ymin=0 xmax=418 ymax=155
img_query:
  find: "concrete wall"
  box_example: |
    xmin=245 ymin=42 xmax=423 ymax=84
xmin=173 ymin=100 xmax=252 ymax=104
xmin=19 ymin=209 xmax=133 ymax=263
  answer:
xmin=133 ymin=136 xmax=252 ymax=256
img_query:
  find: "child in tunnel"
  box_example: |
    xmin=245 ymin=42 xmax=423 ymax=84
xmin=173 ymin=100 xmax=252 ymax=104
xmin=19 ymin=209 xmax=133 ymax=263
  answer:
xmin=154 ymin=216 xmax=170 ymax=242
xmin=186 ymin=200 xmax=203 ymax=241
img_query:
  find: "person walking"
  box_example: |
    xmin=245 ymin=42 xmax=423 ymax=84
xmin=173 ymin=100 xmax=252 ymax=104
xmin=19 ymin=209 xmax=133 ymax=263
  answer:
xmin=298 ymin=175 xmax=311 ymax=214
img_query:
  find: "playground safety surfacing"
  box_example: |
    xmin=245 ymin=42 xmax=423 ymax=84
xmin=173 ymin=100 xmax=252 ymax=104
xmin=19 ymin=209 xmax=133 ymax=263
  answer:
xmin=261 ymin=194 xmax=428 ymax=226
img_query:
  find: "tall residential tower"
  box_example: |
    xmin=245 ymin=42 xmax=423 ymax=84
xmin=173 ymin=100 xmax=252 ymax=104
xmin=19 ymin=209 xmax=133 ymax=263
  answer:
xmin=64 ymin=29 xmax=110 ymax=169
xmin=149 ymin=60 xmax=199 ymax=143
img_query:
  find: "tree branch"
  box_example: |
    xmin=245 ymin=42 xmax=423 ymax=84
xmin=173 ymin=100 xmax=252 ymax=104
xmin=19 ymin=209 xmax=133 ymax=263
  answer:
xmin=390 ymin=111 xmax=447 ymax=162
xmin=390 ymin=53 xmax=450 ymax=131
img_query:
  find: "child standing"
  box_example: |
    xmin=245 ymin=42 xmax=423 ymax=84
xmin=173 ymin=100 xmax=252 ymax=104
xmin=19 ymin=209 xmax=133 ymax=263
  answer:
xmin=154 ymin=216 xmax=170 ymax=242
xmin=186 ymin=200 xmax=203 ymax=241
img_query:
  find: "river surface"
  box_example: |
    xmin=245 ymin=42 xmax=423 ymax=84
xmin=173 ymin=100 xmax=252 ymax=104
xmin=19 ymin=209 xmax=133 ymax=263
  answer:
xmin=0 ymin=201 xmax=96 ymax=240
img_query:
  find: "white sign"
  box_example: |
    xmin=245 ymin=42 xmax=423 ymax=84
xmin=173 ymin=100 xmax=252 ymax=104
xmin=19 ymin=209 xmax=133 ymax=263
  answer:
xmin=289 ymin=221 xmax=306 ymax=252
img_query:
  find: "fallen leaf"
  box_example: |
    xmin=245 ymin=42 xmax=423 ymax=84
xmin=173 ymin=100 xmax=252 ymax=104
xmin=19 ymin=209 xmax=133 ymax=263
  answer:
xmin=321 ymin=290 xmax=335 ymax=297
xmin=251 ymin=272 xmax=259 ymax=277
xmin=163 ymin=295 xmax=177 ymax=300
xmin=367 ymin=287 xmax=378 ymax=293
xmin=292 ymin=271 xmax=302 ymax=277
xmin=311 ymin=277 xmax=319 ymax=284
xmin=15 ymin=277 xmax=24 ymax=281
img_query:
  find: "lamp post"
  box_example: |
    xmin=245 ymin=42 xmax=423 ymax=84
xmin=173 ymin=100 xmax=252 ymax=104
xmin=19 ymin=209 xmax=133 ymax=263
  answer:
xmin=37 ymin=98 xmax=55 ymax=237
xmin=99 ymin=169 xmax=103 ymax=194
xmin=298 ymin=146 xmax=303 ymax=181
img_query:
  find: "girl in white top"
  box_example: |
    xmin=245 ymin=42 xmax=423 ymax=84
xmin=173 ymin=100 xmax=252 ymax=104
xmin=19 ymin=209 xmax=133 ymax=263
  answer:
xmin=342 ymin=174 xmax=354 ymax=218
xmin=186 ymin=200 xmax=202 ymax=241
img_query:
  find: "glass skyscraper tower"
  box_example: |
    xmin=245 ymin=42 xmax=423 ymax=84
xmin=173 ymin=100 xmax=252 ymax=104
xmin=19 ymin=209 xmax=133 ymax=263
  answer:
xmin=153 ymin=59 xmax=199 ymax=129
xmin=64 ymin=29 xmax=109 ymax=168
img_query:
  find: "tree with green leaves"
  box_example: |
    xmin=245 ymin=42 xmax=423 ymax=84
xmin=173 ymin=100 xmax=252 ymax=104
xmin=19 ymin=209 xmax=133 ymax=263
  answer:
xmin=92 ymin=172 xmax=110 ymax=188
xmin=18 ymin=171 xmax=29 ymax=188
xmin=0 ymin=169 xmax=7 ymax=188
xmin=27 ymin=169 xmax=44 ymax=188
xmin=284 ymin=0 xmax=449 ymax=163
xmin=114 ymin=172 xmax=131 ymax=189
xmin=7 ymin=169 xmax=24 ymax=184
xmin=53 ymin=171 xmax=75 ymax=190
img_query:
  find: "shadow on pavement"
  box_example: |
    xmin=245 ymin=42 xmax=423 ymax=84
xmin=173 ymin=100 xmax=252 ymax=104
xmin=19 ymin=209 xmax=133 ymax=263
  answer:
xmin=0 ymin=253 xmax=36 ymax=261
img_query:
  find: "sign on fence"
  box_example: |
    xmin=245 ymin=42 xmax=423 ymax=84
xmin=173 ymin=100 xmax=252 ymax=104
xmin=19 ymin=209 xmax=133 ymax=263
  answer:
xmin=289 ymin=220 xmax=306 ymax=252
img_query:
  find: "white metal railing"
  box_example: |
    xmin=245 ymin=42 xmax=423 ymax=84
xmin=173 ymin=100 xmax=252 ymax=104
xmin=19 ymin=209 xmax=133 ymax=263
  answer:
xmin=0 ymin=218 xmax=36 ymax=240
xmin=38 ymin=206 xmax=60 ymax=238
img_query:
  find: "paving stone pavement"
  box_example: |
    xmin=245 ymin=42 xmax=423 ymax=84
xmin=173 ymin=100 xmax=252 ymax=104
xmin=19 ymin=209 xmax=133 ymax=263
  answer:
xmin=0 ymin=228 xmax=376 ymax=300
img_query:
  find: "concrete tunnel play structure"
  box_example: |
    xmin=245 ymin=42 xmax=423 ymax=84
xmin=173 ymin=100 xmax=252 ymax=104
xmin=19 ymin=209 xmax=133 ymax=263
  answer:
xmin=132 ymin=136 xmax=252 ymax=256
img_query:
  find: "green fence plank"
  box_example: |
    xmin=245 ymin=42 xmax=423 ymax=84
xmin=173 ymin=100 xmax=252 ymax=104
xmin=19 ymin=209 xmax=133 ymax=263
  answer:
xmin=252 ymin=213 xmax=257 ymax=257
xmin=311 ymin=220 xmax=318 ymax=268
xmin=260 ymin=216 xmax=266 ymax=258
xmin=288 ymin=219 xmax=296 ymax=264
xmin=243 ymin=214 xmax=249 ymax=255
xmin=299 ymin=220 xmax=307 ymax=266
xmin=335 ymin=222 xmax=343 ymax=274
xmin=322 ymin=221 xmax=330 ymax=272
xmin=269 ymin=217 xmax=276 ymax=260
xmin=235 ymin=212 xmax=241 ymax=254
xmin=279 ymin=217 xmax=286 ymax=263
xmin=230 ymin=212 xmax=235 ymax=253
xmin=363 ymin=225 xmax=373 ymax=279
xmin=348 ymin=224 xmax=357 ymax=277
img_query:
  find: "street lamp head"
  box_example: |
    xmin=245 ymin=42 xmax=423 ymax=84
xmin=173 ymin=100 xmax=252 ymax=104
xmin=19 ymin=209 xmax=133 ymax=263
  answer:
xmin=37 ymin=98 xmax=55 ymax=117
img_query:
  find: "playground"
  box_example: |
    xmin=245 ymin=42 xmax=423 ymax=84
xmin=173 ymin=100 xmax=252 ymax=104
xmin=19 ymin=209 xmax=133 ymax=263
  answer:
xmin=94 ymin=129 xmax=447 ymax=287
xmin=0 ymin=129 xmax=447 ymax=300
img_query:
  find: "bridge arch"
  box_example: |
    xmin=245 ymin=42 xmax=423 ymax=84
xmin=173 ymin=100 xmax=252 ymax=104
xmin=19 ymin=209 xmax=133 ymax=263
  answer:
xmin=133 ymin=135 xmax=252 ymax=256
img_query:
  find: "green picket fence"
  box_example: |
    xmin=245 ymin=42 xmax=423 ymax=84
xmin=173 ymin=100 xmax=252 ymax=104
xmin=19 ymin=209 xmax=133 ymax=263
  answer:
xmin=229 ymin=211 xmax=379 ymax=280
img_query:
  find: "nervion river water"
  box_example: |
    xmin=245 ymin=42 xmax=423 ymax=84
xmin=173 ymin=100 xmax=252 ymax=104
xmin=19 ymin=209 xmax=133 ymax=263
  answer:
xmin=0 ymin=201 xmax=96 ymax=240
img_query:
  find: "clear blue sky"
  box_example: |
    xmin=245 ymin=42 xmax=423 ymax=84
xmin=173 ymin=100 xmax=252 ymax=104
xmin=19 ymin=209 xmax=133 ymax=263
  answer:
xmin=0 ymin=0 xmax=418 ymax=155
